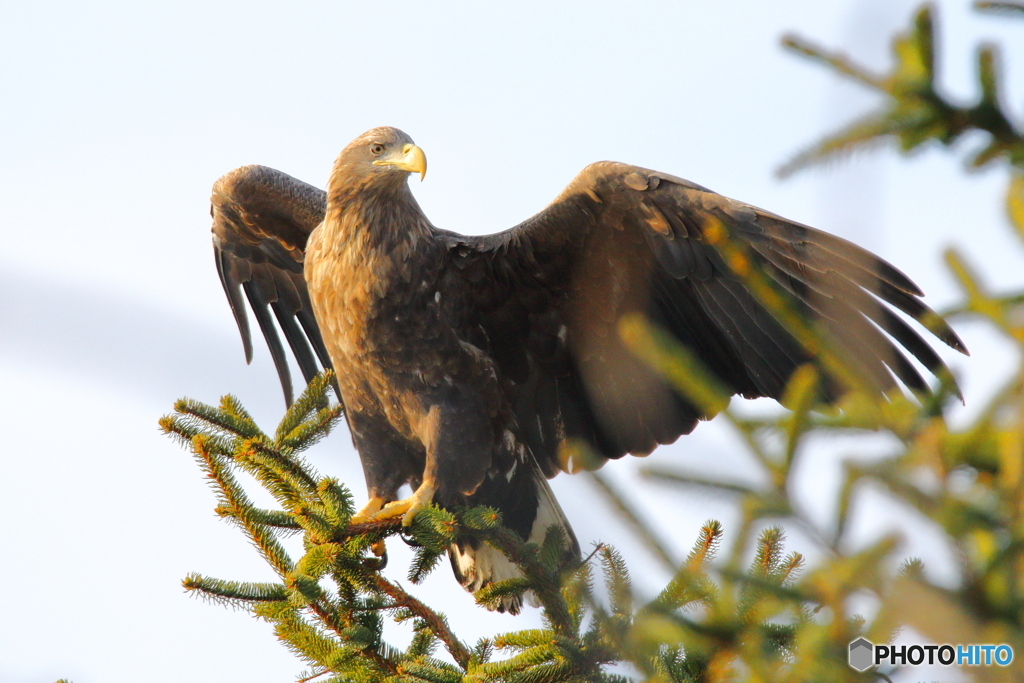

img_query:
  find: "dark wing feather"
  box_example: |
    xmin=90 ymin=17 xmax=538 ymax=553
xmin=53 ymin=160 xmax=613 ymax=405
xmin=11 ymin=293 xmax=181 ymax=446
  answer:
xmin=440 ymin=162 xmax=967 ymax=475
xmin=210 ymin=165 xmax=336 ymax=406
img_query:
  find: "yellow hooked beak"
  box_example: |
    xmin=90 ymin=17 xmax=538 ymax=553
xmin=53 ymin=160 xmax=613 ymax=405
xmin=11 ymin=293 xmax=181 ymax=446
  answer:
xmin=373 ymin=143 xmax=427 ymax=180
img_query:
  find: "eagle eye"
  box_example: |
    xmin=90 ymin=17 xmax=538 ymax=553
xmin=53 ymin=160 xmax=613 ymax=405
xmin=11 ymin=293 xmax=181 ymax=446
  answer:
xmin=370 ymin=143 xmax=386 ymax=156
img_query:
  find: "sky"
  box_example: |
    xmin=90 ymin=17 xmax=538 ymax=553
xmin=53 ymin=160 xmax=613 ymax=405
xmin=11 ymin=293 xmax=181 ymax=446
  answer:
xmin=1 ymin=1 xmax=1022 ymax=681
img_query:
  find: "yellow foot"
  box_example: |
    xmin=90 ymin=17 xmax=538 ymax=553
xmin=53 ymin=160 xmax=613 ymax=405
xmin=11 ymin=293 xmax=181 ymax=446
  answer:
xmin=369 ymin=482 xmax=437 ymax=527
xmin=350 ymin=496 xmax=385 ymax=525
xmin=352 ymin=498 xmax=389 ymax=558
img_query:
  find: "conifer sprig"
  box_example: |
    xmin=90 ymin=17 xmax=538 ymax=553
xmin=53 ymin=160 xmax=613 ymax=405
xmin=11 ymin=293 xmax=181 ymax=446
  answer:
xmin=167 ymin=374 xmax=838 ymax=681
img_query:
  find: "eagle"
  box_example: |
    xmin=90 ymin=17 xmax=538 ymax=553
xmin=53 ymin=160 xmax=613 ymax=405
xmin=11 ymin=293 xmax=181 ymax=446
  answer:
xmin=209 ymin=126 xmax=966 ymax=612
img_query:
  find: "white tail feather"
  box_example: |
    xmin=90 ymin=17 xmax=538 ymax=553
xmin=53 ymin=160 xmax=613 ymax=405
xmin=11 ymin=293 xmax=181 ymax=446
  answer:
xmin=448 ymin=466 xmax=577 ymax=613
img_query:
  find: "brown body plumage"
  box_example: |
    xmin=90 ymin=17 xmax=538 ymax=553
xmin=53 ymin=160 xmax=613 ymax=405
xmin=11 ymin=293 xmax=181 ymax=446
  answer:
xmin=209 ymin=126 xmax=967 ymax=611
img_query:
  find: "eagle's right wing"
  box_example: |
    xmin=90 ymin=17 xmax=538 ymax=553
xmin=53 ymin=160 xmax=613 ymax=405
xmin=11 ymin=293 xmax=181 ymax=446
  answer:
xmin=210 ymin=165 xmax=334 ymax=406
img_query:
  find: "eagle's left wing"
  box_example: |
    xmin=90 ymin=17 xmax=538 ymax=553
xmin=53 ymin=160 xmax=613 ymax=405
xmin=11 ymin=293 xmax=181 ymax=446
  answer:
xmin=440 ymin=162 xmax=967 ymax=476
xmin=210 ymin=165 xmax=334 ymax=406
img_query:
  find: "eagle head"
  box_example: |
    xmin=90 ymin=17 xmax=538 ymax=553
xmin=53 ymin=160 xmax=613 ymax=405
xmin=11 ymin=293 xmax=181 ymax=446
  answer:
xmin=332 ymin=127 xmax=427 ymax=190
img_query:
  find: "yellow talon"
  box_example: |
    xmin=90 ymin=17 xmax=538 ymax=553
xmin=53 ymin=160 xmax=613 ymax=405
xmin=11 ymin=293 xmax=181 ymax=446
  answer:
xmin=368 ymin=482 xmax=436 ymax=527
xmin=371 ymin=497 xmax=422 ymax=526
xmin=351 ymin=496 xmax=385 ymax=525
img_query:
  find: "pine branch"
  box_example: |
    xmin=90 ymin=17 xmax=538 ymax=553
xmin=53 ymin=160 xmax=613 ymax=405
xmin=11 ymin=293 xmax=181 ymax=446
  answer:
xmin=585 ymin=471 xmax=676 ymax=571
xmin=183 ymin=573 xmax=288 ymax=605
xmin=365 ymin=572 xmax=471 ymax=669
xmin=780 ymin=4 xmax=1024 ymax=179
xmin=976 ymin=1 xmax=1024 ymax=14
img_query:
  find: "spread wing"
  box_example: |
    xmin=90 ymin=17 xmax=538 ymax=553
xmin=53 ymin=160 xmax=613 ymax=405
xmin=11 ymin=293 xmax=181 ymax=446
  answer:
xmin=440 ymin=162 xmax=967 ymax=475
xmin=210 ymin=165 xmax=335 ymax=406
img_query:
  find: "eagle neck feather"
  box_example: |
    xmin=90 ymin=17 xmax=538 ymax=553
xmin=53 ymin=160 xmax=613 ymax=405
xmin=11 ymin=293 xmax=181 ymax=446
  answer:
xmin=324 ymin=176 xmax=432 ymax=257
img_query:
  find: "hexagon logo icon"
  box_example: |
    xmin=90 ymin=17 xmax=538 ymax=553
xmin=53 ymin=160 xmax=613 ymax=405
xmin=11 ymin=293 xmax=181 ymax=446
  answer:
xmin=848 ymin=638 xmax=875 ymax=671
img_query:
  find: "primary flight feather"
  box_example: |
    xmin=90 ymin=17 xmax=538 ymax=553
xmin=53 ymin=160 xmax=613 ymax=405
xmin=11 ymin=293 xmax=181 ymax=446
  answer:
xmin=209 ymin=126 xmax=966 ymax=612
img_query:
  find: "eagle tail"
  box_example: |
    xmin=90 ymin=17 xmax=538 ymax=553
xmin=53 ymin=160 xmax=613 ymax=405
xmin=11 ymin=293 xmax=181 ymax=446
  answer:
xmin=448 ymin=460 xmax=578 ymax=614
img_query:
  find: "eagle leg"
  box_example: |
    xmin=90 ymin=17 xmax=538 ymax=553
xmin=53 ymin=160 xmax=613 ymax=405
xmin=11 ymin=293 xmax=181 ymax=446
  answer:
xmin=370 ymin=480 xmax=438 ymax=527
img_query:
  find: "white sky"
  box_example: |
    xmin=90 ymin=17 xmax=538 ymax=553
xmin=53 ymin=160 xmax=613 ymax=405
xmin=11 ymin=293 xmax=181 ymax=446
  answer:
xmin=1 ymin=1 xmax=1021 ymax=681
